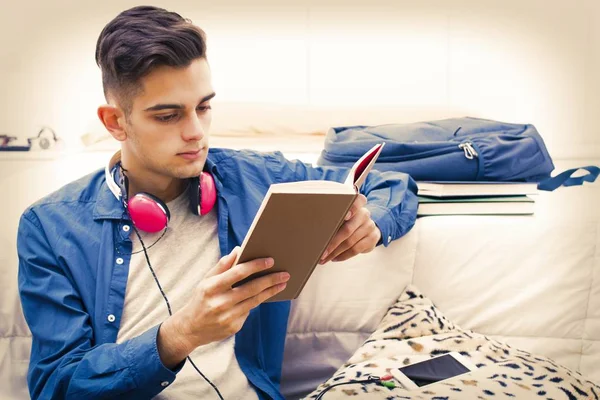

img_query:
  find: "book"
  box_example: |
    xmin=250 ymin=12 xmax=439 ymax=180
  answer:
xmin=233 ymin=143 xmax=385 ymax=302
xmin=417 ymin=195 xmax=535 ymax=216
xmin=417 ymin=181 xmax=539 ymax=198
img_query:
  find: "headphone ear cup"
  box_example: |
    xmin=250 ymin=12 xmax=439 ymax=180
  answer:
xmin=199 ymin=172 xmax=217 ymax=215
xmin=128 ymin=193 xmax=170 ymax=233
xmin=189 ymin=173 xmax=217 ymax=216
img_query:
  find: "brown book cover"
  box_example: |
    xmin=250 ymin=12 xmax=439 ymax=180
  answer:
xmin=233 ymin=142 xmax=385 ymax=302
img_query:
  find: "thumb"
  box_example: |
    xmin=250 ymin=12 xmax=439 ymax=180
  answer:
xmin=205 ymin=246 xmax=240 ymax=278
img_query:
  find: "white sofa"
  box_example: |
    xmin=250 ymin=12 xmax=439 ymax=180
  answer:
xmin=1 ymin=153 xmax=598 ymax=400
xmin=280 ymin=159 xmax=600 ymax=398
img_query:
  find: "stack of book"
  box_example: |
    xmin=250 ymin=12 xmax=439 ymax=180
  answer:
xmin=416 ymin=181 xmax=538 ymax=216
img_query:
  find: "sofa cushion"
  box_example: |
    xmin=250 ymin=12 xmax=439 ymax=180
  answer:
xmin=305 ymin=285 xmax=600 ymax=399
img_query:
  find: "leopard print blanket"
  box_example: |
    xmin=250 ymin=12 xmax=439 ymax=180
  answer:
xmin=305 ymin=285 xmax=600 ymax=400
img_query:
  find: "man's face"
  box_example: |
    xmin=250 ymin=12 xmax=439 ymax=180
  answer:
xmin=122 ymin=58 xmax=214 ymax=180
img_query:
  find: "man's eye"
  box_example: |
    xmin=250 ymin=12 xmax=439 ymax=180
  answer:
xmin=197 ymin=105 xmax=212 ymax=112
xmin=155 ymin=114 xmax=178 ymax=123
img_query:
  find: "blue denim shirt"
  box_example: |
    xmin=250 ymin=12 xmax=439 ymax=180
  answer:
xmin=17 ymin=148 xmax=418 ymax=400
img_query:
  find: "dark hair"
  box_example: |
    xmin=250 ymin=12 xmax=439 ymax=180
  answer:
xmin=95 ymin=6 xmax=207 ymax=114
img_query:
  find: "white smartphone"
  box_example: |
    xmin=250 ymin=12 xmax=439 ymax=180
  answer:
xmin=390 ymin=352 xmax=478 ymax=390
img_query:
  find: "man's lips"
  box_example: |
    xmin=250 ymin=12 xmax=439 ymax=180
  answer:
xmin=177 ymin=149 xmax=203 ymax=159
xmin=178 ymin=149 xmax=201 ymax=155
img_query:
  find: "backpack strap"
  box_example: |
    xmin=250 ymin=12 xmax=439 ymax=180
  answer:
xmin=537 ymin=166 xmax=600 ymax=191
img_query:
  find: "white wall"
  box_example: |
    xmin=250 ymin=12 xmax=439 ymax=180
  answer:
xmin=0 ymin=0 xmax=599 ymax=158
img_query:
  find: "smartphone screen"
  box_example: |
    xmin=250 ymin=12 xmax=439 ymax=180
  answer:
xmin=398 ymin=354 xmax=471 ymax=387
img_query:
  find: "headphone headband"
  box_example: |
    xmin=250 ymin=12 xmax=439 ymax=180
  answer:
xmin=105 ymin=150 xmax=124 ymax=201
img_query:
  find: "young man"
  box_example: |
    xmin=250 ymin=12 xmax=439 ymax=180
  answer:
xmin=17 ymin=6 xmax=418 ymax=400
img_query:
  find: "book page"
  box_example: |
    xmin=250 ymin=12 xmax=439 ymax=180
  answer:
xmin=344 ymin=143 xmax=385 ymax=189
xmin=269 ymin=180 xmax=353 ymax=194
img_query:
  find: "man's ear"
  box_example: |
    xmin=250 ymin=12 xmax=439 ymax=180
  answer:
xmin=98 ymin=104 xmax=127 ymax=142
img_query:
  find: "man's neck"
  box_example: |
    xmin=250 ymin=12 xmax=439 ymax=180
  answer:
xmin=126 ymin=173 xmax=187 ymax=204
xmin=120 ymin=159 xmax=186 ymax=204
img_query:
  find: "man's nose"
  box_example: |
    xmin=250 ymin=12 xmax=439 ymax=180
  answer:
xmin=182 ymin=114 xmax=205 ymax=141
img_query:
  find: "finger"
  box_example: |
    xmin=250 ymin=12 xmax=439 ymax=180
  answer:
xmin=344 ymin=194 xmax=367 ymax=221
xmin=320 ymin=224 xmax=354 ymax=263
xmin=327 ymin=220 xmax=374 ymax=262
xmin=204 ymin=246 xmax=240 ymax=279
xmin=229 ymin=271 xmax=291 ymax=305
xmin=233 ymin=280 xmax=289 ymax=315
xmin=216 ymin=257 xmax=275 ymax=291
xmin=321 ymin=208 xmax=370 ymax=262
xmin=332 ymin=229 xmax=380 ymax=262
xmin=323 ymin=219 xmax=375 ymax=263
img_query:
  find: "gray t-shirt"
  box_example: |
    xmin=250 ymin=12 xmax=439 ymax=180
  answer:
xmin=116 ymin=187 xmax=258 ymax=400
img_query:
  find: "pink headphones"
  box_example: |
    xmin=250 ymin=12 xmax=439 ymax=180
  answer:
xmin=105 ymin=151 xmax=217 ymax=233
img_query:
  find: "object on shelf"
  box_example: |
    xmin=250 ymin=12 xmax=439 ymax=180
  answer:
xmin=1 ymin=134 xmax=18 ymax=146
xmin=0 ymin=134 xmax=29 ymax=151
xmin=80 ymin=130 xmax=110 ymax=147
xmin=0 ymin=127 xmax=62 ymax=152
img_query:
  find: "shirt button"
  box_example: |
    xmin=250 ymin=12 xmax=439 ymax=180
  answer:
xmin=122 ymin=225 xmax=130 ymax=232
xmin=107 ymin=314 xmax=116 ymax=323
xmin=161 ymin=381 xmax=170 ymax=387
xmin=116 ymin=257 xmax=124 ymax=265
xmin=387 ymin=235 xmax=392 ymax=244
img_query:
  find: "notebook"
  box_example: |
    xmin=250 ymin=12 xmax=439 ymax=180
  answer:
xmin=417 ymin=195 xmax=535 ymax=216
xmin=417 ymin=181 xmax=538 ymax=198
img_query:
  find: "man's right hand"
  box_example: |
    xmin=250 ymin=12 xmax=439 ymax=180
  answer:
xmin=157 ymin=247 xmax=289 ymax=368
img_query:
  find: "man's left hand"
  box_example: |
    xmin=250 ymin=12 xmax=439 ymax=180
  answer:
xmin=319 ymin=194 xmax=382 ymax=264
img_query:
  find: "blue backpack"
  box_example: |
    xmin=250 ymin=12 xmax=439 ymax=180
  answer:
xmin=316 ymin=117 xmax=599 ymax=191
